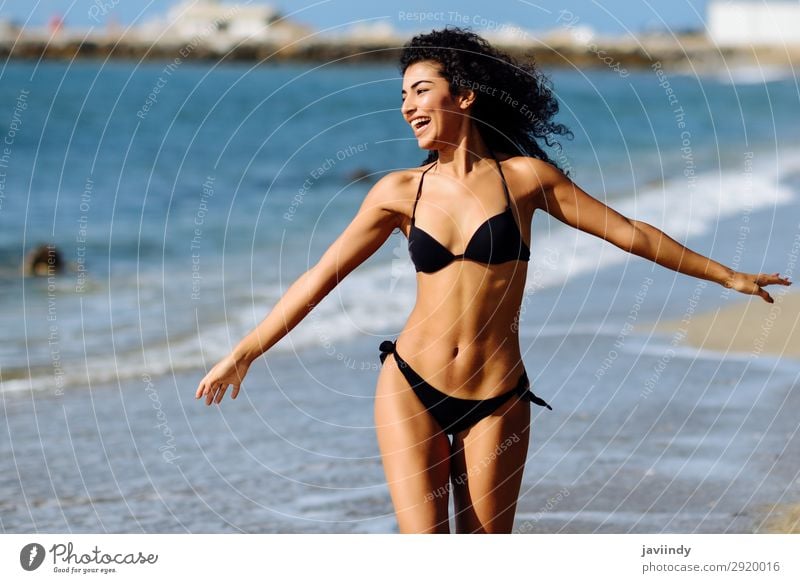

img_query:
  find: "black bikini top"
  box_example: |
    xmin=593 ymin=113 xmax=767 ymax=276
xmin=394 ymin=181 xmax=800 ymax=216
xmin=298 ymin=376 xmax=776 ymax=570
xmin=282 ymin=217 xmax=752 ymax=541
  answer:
xmin=408 ymin=149 xmax=531 ymax=274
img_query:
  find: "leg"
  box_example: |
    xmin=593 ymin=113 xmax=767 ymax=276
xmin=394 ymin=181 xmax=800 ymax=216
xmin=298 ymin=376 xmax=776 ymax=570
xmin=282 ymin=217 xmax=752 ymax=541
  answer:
xmin=375 ymin=352 xmax=453 ymax=533
xmin=450 ymin=393 xmax=531 ymax=533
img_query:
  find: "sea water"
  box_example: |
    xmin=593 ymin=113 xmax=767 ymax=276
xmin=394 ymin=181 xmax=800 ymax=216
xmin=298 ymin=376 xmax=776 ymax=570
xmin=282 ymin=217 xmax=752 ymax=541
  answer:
xmin=1 ymin=59 xmax=799 ymax=532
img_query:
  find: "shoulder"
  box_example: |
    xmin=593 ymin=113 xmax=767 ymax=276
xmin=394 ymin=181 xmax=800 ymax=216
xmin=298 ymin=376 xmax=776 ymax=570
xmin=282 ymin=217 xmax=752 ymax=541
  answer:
xmin=358 ymin=166 xmax=431 ymax=227
xmin=493 ymin=154 xmax=566 ymax=210
xmin=363 ymin=167 xmax=425 ymax=206
xmin=498 ymin=154 xmax=564 ymax=189
xmin=368 ymin=166 xmax=423 ymax=192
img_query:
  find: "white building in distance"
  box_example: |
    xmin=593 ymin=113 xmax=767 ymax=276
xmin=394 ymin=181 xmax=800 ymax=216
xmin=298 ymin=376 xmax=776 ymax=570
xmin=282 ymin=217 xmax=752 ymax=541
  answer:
xmin=708 ymin=0 xmax=800 ymax=46
xmin=138 ymin=0 xmax=309 ymax=46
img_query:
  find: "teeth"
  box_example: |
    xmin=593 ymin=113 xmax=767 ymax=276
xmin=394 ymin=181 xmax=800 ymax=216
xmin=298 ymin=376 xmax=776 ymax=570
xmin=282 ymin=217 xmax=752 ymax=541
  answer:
xmin=412 ymin=117 xmax=430 ymax=130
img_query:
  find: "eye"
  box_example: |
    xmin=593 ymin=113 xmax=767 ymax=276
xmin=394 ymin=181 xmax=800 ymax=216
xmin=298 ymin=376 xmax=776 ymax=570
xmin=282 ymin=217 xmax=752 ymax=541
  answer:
xmin=417 ymin=89 xmax=427 ymax=95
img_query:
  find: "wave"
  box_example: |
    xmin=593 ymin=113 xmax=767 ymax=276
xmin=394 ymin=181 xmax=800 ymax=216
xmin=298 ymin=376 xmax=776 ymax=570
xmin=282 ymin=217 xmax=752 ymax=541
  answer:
xmin=4 ymin=145 xmax=798 ymax=395
xmin=712 ymin=65 xmax=797 ymax=86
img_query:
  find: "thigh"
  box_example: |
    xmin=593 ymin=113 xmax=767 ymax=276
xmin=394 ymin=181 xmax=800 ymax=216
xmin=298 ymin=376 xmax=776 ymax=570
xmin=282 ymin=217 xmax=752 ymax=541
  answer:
xmin=450 ymin=395 xmax=531 ymax=533
xmin=374 ymin=354 xmax=453 ymax=534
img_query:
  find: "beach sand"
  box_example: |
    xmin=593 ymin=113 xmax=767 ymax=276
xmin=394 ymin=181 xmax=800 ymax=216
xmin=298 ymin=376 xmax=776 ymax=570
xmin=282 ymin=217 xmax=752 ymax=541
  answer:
xmin=638 ymin=288 xmax=800 ymax=361
xmin=636 ymin=288 xmax=800 ymax=534
xmin=756 ymin=503 xmax=800 ymax=534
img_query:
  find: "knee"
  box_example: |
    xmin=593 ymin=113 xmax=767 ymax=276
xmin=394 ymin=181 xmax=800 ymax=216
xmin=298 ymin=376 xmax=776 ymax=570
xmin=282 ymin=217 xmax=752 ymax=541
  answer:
xmin=398 ymin=511 xmax=450 ymax=534
xmin=456 ymin=513 xmax=514 ymax=534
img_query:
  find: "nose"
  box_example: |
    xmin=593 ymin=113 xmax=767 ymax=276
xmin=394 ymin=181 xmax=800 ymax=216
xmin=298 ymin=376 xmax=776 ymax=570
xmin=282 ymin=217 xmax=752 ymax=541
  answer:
xmin=401 ymin=96 xmax=415 ymax=120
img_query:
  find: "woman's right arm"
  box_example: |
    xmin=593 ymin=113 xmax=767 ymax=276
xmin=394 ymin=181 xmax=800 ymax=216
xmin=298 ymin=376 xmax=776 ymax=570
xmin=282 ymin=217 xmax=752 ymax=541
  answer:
xmin=196 ymin=171 xmax=406 ymax=405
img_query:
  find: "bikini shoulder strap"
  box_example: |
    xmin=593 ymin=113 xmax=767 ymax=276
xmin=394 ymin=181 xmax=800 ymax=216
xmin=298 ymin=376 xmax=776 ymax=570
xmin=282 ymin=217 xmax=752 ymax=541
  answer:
xmin=486 ymin=144 xmax=512 ymax=209
xmin=411 ymin=161 xmax=437 ymax=225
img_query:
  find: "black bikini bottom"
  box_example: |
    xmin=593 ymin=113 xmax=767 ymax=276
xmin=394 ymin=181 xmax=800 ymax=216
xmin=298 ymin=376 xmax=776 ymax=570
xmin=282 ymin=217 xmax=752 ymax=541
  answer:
xmin=378 ymin=339 xmax=552 ymax=436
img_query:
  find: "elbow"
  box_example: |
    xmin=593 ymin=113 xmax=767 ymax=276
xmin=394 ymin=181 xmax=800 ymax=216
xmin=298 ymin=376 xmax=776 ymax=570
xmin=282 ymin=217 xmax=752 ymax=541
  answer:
xmin=622 ymin=220 xmax=653 ymax=258
xmin=636 ymin=222 xmax=660 ymax=259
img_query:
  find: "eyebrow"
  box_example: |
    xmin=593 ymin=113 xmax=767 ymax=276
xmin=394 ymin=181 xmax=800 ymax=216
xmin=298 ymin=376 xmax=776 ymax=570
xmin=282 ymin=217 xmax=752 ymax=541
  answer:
xmin=401 ymin=79 xmax=432 ymax=96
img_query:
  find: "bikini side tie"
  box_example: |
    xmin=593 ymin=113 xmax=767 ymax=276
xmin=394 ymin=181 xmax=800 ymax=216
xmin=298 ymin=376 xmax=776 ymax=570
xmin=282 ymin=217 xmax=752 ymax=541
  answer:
xmin=379 ymin=339 xmax=397 ymax=364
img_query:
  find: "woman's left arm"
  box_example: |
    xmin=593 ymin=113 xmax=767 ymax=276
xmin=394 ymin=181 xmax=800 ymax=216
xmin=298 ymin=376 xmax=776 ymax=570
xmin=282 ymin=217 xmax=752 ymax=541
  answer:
xmin=527 ymin=159 xmax=792 ymax=303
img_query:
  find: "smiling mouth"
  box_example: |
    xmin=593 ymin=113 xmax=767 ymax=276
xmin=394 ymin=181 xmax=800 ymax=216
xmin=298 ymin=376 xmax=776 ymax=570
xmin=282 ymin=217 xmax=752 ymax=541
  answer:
xmin=411 ymin=117 xmax=431 ymax=135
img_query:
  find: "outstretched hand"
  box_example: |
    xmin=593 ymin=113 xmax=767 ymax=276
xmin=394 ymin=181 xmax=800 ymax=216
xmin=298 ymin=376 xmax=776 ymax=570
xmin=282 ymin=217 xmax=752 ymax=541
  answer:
xmin=725 ymin=271 xmax=792 ymax=303
xmin=196 ymin=353 xmax=251 ymax=405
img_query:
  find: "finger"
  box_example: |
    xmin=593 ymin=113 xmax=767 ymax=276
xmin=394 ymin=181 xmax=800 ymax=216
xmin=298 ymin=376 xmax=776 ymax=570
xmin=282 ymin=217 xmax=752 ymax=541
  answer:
xmin=765 ymin=273 xmax=792 ymax=286
xmin=760 ymin=288 xmax=774 ymax=303
xmin=760 ymin=273 xmax=792 ymax=288
xmin=206 ymin=384 xmax=220 ymax=406
xmin=232 ymin=385 xmax=240 ymax=399
xmin=215 ymin=386 xmax=228 ymax=404
xmin=767 ymin=273 xmax=787 ymax=284
xmin=196 ymin=381 xmax=207 ymax=399
xmin=197 ymin=381 xmax=210 ymax=400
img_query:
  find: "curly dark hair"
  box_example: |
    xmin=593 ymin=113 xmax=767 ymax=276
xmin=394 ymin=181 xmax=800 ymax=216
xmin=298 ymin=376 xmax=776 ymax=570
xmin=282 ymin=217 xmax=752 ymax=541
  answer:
xmin=399 ymin=26 xmax=573 ymax=174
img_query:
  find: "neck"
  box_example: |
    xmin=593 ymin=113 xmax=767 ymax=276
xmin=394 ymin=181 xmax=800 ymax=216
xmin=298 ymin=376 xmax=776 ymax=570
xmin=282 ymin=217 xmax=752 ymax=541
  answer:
xmin=433 ymin=123 xmax=495 ymax=178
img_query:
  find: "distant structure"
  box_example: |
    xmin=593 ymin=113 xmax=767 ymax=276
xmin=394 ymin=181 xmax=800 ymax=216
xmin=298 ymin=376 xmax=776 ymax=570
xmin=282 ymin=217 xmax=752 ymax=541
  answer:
xmin=333 ymin=21 xmax=402 ymax=44
xmin=0 ymin=19 xmax=19 ymax=41
xmin=138 ymin=0 xmax=310 ymax=46
xmin=48 ymin=14 xmax=64 ymax=34
xmin=480 ymin=23 xmax=544 ymax=47
xmin=4 ymin=0 xmax=798 ymax=68
xmin=708 ymin=0 xmax=800 ymax=46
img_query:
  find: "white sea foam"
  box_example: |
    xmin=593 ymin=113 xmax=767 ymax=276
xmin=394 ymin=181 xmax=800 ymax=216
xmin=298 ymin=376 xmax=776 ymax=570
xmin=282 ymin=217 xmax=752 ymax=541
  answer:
xmin=713 ymin=65 xmax=796 ymax=86
xmin=5 ymin=147 xmax=798 ymax=395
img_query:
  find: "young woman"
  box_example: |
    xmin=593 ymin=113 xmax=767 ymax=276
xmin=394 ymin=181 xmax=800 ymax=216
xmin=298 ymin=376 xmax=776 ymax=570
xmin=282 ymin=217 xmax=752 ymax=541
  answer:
xmin=195 ymin=27 xmax=791 ymax=533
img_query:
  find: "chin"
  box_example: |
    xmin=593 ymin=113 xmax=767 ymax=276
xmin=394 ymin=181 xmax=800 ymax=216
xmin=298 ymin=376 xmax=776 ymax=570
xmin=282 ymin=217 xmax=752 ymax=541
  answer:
xmin=417 ymin=136 xmax=441 ymax=151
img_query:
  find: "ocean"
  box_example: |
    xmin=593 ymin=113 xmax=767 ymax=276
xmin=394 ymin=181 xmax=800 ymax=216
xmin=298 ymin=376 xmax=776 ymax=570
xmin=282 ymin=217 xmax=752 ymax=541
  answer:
xmin=1 ymin=58 xmax=799 ymax=533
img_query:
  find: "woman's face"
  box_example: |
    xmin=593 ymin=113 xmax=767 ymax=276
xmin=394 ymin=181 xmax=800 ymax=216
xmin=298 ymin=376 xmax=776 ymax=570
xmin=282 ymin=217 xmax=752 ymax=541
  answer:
xmin=401 ymin=60 xmax=472 ymax=151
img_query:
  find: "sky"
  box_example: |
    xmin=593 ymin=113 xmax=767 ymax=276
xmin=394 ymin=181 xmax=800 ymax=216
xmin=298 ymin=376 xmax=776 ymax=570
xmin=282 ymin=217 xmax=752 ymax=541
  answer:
xmin=0 ymin=0 xmax=715 ymax=35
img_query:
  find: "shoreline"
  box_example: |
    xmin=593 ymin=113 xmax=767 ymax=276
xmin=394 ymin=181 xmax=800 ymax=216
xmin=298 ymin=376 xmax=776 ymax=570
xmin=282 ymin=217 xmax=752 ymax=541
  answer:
xmin=2 ymin=32 xmax=799 ymax=70
xmin=637 ymin=289 xmax=800 ymax=534
xmin=636 ymin=289 xmax=800 ymax=361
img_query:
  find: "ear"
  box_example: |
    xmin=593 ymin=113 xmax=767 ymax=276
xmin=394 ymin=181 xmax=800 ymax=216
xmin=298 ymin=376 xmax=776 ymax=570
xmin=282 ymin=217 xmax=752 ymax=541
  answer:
xmin=457 ymin=88 xmax=476 ymax=111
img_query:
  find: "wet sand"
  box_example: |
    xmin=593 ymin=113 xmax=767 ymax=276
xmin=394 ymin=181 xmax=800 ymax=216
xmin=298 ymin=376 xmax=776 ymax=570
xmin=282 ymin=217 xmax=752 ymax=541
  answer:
xmin=640 ymin=289 xmax=800 ymax=361
xmin=628 ymin=289 xmax=800 ymax=534
xmin=3 ymin=303 xmax=799 ymax=533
